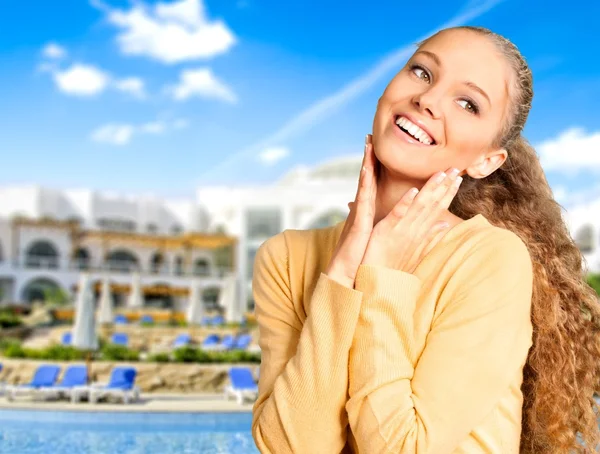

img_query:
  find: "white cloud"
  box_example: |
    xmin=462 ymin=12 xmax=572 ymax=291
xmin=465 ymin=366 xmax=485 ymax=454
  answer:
xmin=49 ymin=63 xmax=146 ymax=99
xmin=91 ymin=124 xmax=135 ymax=145
xmin=537 ymin=128 xmax=600 ymax=175
xmin=42 ymin=42 xmax=67 ymax=60
xmin=168 ymin=68 xmax=236 ymax=103
xmin=91 ymin=118 xmax=188 ymax=145
xmin=197 ymin=0 xmax=504 ymax=181
xmin=173 ymin=118 xmax=189 ymax=129
xmin=140 ymin=121 xmax=166 ymax=134
xmin=93 ymin=0 xmax=236 ymax=64
xmin=53 ymin=64 xmax=110 ymax=97
xmin=258 ymin=147 xmax=290 ymax=165
xmin=114 ymin=77 xmax=146 ymax=99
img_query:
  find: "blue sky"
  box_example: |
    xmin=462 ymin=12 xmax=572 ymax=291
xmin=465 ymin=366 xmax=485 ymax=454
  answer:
xmin=0 ymin=0 xmax=599 ymax=207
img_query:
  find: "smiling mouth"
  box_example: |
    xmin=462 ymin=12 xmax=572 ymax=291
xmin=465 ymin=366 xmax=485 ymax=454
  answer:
xmin=395 ymin=115 xmax=436 ymax=145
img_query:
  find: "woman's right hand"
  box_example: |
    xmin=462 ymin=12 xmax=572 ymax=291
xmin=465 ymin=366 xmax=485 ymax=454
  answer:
xmin=325 ymin=134 xmax=377 ymax=289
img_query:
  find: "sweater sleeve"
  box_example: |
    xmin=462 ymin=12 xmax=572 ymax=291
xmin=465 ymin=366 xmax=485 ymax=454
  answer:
xmin=251 ymin=232 xmax=364 ymax=453
xmin=345 ymin=233 xmax=534 ymax=453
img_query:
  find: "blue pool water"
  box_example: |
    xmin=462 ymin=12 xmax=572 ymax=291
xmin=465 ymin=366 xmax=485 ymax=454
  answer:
xmin=0 ymin=409 xmax=259 ymax=453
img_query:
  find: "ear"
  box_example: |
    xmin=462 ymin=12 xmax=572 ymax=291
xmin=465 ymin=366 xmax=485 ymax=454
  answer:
xmin=464 ymin=148 xmax=507 ymax=179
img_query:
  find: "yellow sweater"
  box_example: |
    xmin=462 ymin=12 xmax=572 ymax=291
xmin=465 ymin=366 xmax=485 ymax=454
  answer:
xmin=251 ymin=213 xmax=533 ymax=453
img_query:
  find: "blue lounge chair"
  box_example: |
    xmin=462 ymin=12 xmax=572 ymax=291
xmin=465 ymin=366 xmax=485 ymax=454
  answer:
xmin=111 ymin=333 xmax=129 ymax=347
xmin=233 ymin=334 xmax=252 ymax=350
xmin=140 ymin=315 xmax=153 ymax=324
xmin=201 ymin=334 xmax=220 ymax=350
xmin=201 ymin=316 xmax=211 ymax=326
xmin=6 ymin=364 xmax=61 ymax=401
xmin=173 ymin=333 xmax=191 ymax=349
xmin=224 ymin=367 xmax=258 ymax=404
xmin=39 ymin=365 xmax=87 ymax=399
xmin=211 ymin=315 xmax=225 ymax=326
xmin=114 ymin=314 xmax=128 ymax=324
xmin=61 ymin=332 xmax=72 ymax=345
xmin=220 ymin=334 xmax=236 ymax=351
xmin=74 ymin=367 xmax=139 ymax=404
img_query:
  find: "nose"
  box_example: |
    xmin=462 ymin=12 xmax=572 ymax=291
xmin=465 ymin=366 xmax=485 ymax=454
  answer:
xmin=412 ymin=89 xmax=441 ymax=119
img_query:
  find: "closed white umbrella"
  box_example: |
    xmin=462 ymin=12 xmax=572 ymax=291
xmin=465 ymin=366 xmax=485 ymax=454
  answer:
xmin=72 ymin=273 xmax=99 ymax=351
xmin=186 ymin=279 xmax=204 ymax=325
xmin=127 ymin=272 xmax=144 ymax=309
xmin=222 ymin=274 xmax=241 ymax=323
xmin=72 ymin=273 xmax=98 ymax=384
xmin=97 ymin=276 xmax=114 ymax=324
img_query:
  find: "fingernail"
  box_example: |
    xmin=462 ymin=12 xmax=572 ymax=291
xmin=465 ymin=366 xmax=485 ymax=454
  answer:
xmin=365 ymin=134 xmax=369 ymax=145
xmin=449 ymin=168 xmax=459 ymax=177
xmin=454 ymin=176 xmax=463 ymax=186
xmin=436 ymin=172 xmax=447 ymax=183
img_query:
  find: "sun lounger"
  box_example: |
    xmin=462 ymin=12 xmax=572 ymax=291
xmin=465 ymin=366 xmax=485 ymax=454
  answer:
xmin=71 ymin=367 xmax=140 ymax=404
xmin=6 ymin=364 xmax=61 ymax=401
xmin=211 ymin=315 xmax=225 ymax=326
xmin=61 ymin=332 xmax=72 ymax=345
xmin=114 ymin=314 xmax=128 ymax=324
xmin=233 ymin=334 xmax=252 ymax=350
xmin=224 ymin=367 xmax=258 ymax=404
xmin=140 ymin=315 xmax=153 ymax=324
xmin=201 ymin=334 xmax=220 ymax=350
xmin=173 ymin=333 xmax=191 ymax=349
xmin=39 ymin=365 xmax=87 ymax=400
xmin=111 ymin=333 xmax=129 ymax=347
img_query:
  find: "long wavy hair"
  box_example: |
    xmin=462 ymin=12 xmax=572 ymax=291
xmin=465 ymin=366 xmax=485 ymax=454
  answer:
xmin=419 ymin=26 xmax=600 ymax=452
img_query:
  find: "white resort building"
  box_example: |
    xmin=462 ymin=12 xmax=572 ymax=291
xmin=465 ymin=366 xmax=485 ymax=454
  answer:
xmin=0 ymin=154 xmax=598 ymax=320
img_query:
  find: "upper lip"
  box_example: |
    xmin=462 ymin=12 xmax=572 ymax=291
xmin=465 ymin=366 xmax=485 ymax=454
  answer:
xmin=395 ymin=112 xmax=437 ymax=144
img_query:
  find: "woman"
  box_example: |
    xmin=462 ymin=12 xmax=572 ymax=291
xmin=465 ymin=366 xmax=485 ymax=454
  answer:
xmin=251 ymin=26 xmax=600 ymax=453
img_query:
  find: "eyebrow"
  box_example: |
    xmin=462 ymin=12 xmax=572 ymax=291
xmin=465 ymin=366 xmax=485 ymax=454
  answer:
xmin=413 ymin=50 xmax=492 ymax=106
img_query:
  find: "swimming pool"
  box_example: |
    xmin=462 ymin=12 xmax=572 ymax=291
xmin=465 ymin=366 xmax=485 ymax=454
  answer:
xmin=0 ymin=409 xmax=259 ymax=453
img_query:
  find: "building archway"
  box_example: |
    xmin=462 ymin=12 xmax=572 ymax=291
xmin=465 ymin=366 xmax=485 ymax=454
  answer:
xmin=25 ymin=240 xmax=60 ymax=269
xmin=21 ymin=277 xmax=64 ymax=303
xmin=193 ymin=258 xmax=210 ymax=277
xmin=73 ymin=247 xmax=90 ymax=270
xmin=150 ymin=252 xmax=164 ymax=274
xmin=105 ymin=249 xmax=139 ymax=272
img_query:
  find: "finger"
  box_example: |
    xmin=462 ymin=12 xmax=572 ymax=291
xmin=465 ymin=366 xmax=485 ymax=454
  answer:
xmin=353 ymin=136 xmax=371 ymax=200
xmin=379 ymin=187 xmax=418 ymax=230
xmin=413 ymin=169 xmax=457 ymax=227
xmin=438 ymin=175 xmax=463 ymax=209
xmin=354 ymin=145 xmax=375 ymax=227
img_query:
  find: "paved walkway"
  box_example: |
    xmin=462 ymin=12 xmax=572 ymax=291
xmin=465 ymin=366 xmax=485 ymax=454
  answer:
xmin=0 ymin=393 xmax=254 ymax=413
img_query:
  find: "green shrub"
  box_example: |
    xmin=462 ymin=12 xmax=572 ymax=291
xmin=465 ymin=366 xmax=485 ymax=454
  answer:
xmin=172 ymin=346 xmax=198 ymax=363
xmin=0 ymin=337 xmax=22 ymax=353
xmin=3 ymin=343 xmax=26 ymax=358
xmin=101 ymin=344 xmax=139 ymax=361
xmin=148 ymin=352 xmax=170 ymax=363
xmin=0 ymin=312 xmax=23 ymax=329
xmin=39 ymin=345 xmax=86 ymax=361
xmin=586 ymin=273 xmax=600 ymax=297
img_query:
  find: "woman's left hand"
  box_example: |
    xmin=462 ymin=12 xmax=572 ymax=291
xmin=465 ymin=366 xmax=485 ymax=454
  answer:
xmin=361 ymin=167 xmax=462 ymax=274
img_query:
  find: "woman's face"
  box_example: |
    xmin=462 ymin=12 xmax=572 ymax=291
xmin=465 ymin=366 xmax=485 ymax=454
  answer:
xmin=372 ymin=29 xmax=512 ymax=181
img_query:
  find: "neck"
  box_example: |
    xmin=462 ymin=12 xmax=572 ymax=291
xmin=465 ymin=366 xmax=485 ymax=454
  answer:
xmin=374 ymin=166 xmax=453 ymax=226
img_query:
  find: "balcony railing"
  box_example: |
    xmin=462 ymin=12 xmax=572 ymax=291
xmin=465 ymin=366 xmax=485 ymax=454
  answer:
xmin=12 ymin=256 xmax=233 ymax=278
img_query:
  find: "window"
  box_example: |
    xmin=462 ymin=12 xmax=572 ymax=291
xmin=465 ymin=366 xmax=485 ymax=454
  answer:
xmin=97 ymin=218 xmax=137 ymax=232
xmin=171 ymin=225 xmax=183 ymax=235
xmin=146 ymin=223 xmax=158 ymax=234
xmin=247 ymin=247 xmax=258 ymax=280
xmin=246 ymin=208 xmax=281 ymax=239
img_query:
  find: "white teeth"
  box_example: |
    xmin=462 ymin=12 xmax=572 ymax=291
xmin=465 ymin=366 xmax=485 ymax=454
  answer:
xmin=395 ymin=116 xmax=434 ymax=145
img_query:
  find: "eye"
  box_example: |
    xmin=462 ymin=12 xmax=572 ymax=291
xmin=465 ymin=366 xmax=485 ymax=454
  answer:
xmin=457 ymin=99 xmax=479 ymax=115
xmin=410 ymin=64 xmax=431 ymax=83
